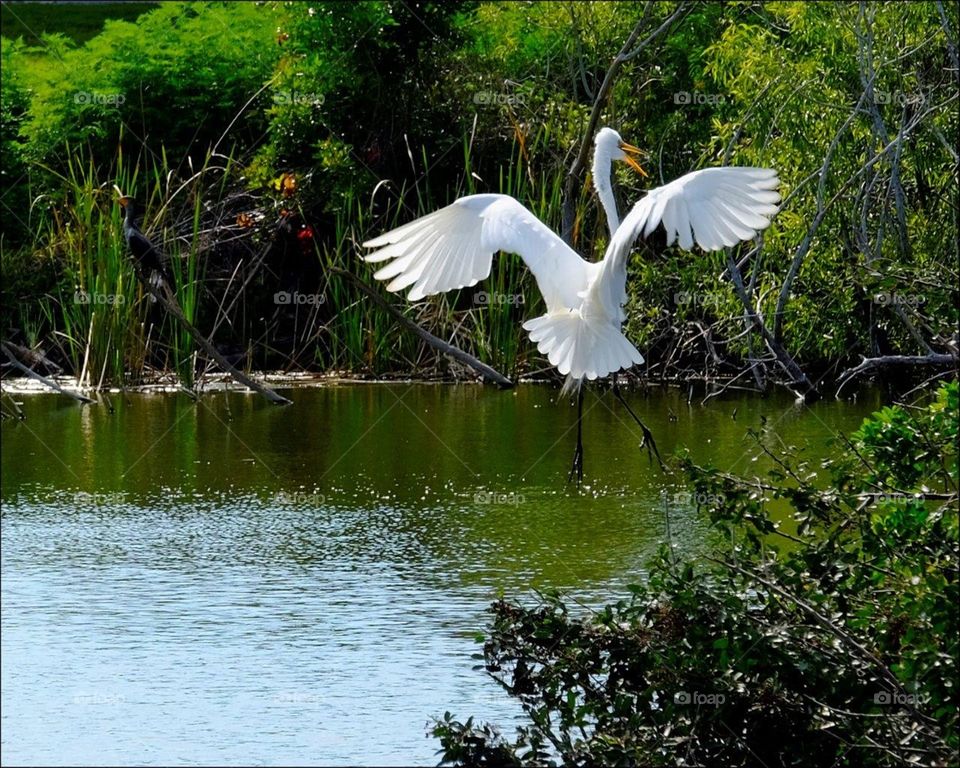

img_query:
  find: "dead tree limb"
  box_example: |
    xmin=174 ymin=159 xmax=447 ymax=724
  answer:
xmin=724 ymin=252 xmax=817 ymax=399
xmin=1 ymin=342 xmax=95 ymax=404
xmin=143 ymin=281 xmax=292 ymax=405
xmin=837 ymin=353 xmax=958 ymax=393
xmin=332 ymin=268 xmax=514 ymax=389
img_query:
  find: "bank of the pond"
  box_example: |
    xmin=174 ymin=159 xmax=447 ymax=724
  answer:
xmin=2 ymin=367 xmax=930 ymax=400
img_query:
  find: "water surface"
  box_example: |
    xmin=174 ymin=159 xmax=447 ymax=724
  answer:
xmin=1 ymin=383 xmax=883 ymax=765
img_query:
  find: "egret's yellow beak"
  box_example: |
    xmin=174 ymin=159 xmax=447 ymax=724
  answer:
xmin=618 ymin=141 xmax=648 ymax=177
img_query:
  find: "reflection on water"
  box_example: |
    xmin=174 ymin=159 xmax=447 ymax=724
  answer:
xmin=1 ymin=384 xmax=883 ymax=765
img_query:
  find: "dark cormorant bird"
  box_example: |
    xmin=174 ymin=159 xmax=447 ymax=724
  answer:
xmin=118 ymin=196 xmax=173 ymax=295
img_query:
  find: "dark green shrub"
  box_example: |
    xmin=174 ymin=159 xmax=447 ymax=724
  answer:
xmin=434 ymin=382 xmax=959 ymax=766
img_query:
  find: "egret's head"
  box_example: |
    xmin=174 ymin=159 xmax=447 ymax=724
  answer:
xmin=594 ymin=127 xmax=647 ymax=177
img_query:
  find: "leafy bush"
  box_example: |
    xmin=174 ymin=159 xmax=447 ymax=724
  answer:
xmin=434 ymin=382 xmax=958 ymax=766
xmin=12 ymin=2 xmax=278 ymax=179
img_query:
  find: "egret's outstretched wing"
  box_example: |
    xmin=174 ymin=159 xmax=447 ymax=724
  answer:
xmin=362 ymin=194 xmax=589 ymax=311
xmin=612 ymin=167 xmax=780 ymax=255
xmin=582 ymin=167 xmax=780 ymax=330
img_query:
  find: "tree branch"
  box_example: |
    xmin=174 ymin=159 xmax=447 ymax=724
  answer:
xmin=143 ymin=280 xmax=292 ymax=405
xmin=837 ymin=353 xmax=958 ymax=393
xmin=725 ymin=252 xmax=817 ymax=398
xmin=332 ymin=268 xmax=515 ymax=389
xmin=560 ymin=1 xmax=691 ymax=245
xmin=1 ymin=342 xmax=95 ymax=404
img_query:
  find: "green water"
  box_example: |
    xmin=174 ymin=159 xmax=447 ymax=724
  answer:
xmin=1 ymin=383 xmax=884 ymax=765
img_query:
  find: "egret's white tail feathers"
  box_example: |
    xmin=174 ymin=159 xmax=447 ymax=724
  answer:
xmin=523 ymin=311 xmax=644 ymax=392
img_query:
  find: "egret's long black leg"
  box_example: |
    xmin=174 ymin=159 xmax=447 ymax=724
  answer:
xmin=612 ymin=375 xmax=667 ymax=471
xmin=567 ymin=387 xmax=585 ymax=485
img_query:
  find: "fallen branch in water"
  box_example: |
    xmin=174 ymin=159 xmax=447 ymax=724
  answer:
xmin=1 ymin=341 xmax=95 ymax=404
xmin=837 ymin=353 xmax=957 ymax=395
xmin=332 ymin=267 xmax=514 ymax=389
xmin=143 ymin=281 xmax=293 ymax=405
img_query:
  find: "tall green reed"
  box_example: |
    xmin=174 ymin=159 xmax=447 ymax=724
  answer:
xmin=36 ymin=141 xmax=228 ymax=390
xmin=39 ymin=148 xmax=142 ymax=387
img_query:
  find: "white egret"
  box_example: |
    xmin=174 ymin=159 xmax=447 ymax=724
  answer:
xmin=362 ymin=128 xmax=780 ymax=480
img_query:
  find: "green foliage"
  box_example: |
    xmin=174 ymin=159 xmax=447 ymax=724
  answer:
xmin=434 ymin=382 xmax=959 ymax=766
xmin=854 ymin=383 xmax=959 ymax=490
xmin=12 ymin=2 xmax=278 ymax=174
xmin=256 ymin=2 xmax=469 ymax=207
xmin=1 ymin=37 xmax=33 ymax=248
xmin=0 ymin=2 xmax=159 ymax=46
xmin=2 ymin=1 xmax=956 ymax=384
xmin=704 ymin=1 xmax=958 ymax=361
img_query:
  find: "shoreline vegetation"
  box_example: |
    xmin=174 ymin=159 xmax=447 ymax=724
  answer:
xmin=1 ymin=2 xmax=955 ymax=402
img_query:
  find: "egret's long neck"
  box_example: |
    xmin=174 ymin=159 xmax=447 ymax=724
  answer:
xmin=592 ymin=149 xmax=619 ymax=234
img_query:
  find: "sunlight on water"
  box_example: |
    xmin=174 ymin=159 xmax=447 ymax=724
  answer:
xmin=1 ymin=384 xmax=883 ymax=765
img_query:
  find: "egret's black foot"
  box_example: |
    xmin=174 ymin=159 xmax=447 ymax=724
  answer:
xmin=613 ymin=380 xmax=668 ymax=472
xmin=567 ymin=387 xmax=586 ymax=485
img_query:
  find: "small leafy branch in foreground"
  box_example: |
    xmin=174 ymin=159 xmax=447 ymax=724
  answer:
xmin=433 ymin=382 xmax=958 ymax=767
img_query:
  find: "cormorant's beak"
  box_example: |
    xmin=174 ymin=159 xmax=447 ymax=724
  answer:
xmin=618 ymin=141 xmax=648 ymax=177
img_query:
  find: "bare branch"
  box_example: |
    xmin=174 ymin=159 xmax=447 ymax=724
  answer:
xmin=560 ymin=2 xmax=692 ymax=245
xmin=332 ymin=268 xmax=515 ymax=389
xmin=837 ymin=353 xmax=958 ymax=392
xmin=1 ymin=342 xmax=95 ymax=404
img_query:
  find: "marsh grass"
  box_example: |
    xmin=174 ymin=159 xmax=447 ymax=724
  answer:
xmin=38 ymin=150 xmax=142 ymax=387
xmin=32 ymin=141 xmax=235 ymax=390
xmin=19 ymin=121 xmax=596 ymax=387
